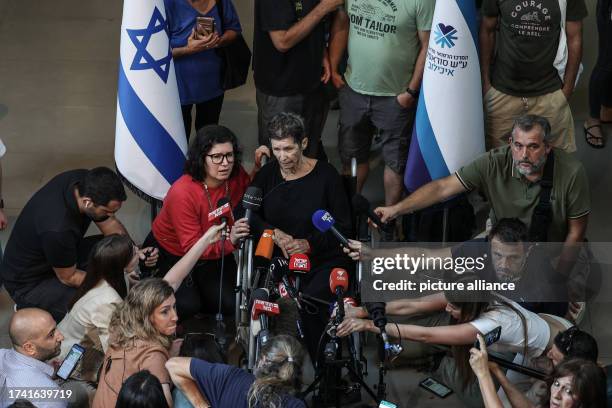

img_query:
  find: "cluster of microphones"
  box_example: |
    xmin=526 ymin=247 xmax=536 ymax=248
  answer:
xmin=206 ymin=185 xmax=401 ymax=358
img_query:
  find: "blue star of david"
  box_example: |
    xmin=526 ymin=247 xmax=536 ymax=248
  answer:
xmin=127 ymin=7 xmax=172 ymax=83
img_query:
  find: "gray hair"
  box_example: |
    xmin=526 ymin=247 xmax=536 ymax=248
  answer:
xmin=247 ymin=335 xmax=304 ymax=408
xmin=267 ymin=112 xmax=306 ymax=144
xmin=510 ymin=114 xmax=553 ymax=144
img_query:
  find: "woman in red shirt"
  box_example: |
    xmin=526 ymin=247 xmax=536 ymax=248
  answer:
xmin=145 ymin=125 xmax=252 ymax=320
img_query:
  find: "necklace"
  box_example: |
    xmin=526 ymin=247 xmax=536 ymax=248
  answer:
xmin=202 ymin=181 xmax=230 ymax=209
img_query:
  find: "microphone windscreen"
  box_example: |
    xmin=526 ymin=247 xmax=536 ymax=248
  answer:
xmin=329 ymin=268 xmax=349 ymax=294
xmin=312 ymin=209 xmax=335 ymax=232
xmin=255 ymin=230 xmax=274 ymax=259
xmin=289 ymin=253 xmax=310 ymax=274
xmin=351 ymin=194 xmax=370 ymax=215
xmin=242 ymin=187 xmax=263 ymax=210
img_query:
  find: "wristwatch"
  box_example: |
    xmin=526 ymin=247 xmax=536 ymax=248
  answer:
xmin=406 ymin=87 xmax=419 ymax=99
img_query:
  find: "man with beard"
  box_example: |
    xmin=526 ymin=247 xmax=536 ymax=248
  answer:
xmin=0 ymin=167 xmax=157 ymax=321
xmin=375 ymin=114 xmax=589 ymax=244
xmin=374 ymin=114 xmax=589 ymax=309
xmin=0 ymin=308 xmax=66 ymax=408
xmin=346 ymin=218 xmax=569 ymax=316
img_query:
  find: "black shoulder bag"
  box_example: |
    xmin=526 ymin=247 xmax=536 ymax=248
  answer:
xmin=215 ymin=0 xmax=251 ymax=90
xmin=528 ymin=151 xmax=554 ymax=242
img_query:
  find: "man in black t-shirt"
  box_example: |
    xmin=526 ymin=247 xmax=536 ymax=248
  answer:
xmin=253 ymin=0 xmax=343 ymax=161
xmin=0 ymin=167 xmax=152 ymax=321
xmin=480 ymin=0 xmax=587 ymax=152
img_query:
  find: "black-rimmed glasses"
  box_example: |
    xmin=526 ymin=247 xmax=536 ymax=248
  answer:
xmin=207 ymin=152 xmax=234 ymax=164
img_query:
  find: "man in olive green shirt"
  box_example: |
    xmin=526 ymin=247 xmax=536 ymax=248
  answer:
xmin=375 ymin=114 xmax=589 ymax=246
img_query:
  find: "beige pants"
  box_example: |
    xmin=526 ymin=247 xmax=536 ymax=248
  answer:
xmin=485 ymin=86 xmax=576 ymax=152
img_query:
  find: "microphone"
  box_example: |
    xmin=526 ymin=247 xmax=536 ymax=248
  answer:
xmin=242 ymin=186 xmax=263 ymax=226
xmin=208 ymin=198 xmax=233 ymax=241
xmin=269 ymin=257 xmax=301 ymax=310
xmin=365 ymin=302 xmax=402 ymax=357
xmin=329 ymin=268 xmax=349 ymax=319
xmin=289 ymin=253 xmax=310 ymax=291
xmin=208 ymin=198 xmax=233 ymax=224
xmin=352 ymin=194 xmax=392 ymax=232
xmin=312 ymin=210 xmax=349 ymax=246
xmin=254 ymin=229 xmax=274 ymax=268
xmin=250 ymin=288 xmax=279 ymax=346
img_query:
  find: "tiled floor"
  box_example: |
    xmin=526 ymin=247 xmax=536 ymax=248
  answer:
xmin=0 ymin=0 xmax=610 ymax=407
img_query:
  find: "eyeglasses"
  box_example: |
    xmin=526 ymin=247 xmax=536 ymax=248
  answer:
xmin=207 ymin=152 xmax=235 ymax=164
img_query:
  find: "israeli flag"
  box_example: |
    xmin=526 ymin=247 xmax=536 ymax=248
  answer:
xmin=115 ymin=0 xmax=188 ymax=200
xmin=404 ymin=0 xmax=484 ymax=192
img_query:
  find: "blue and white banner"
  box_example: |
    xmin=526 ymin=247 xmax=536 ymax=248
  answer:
xmin=404 ymin=0 xmax=484 ymax=192
xmin=115 ymin=0 xmax=187 ymax=200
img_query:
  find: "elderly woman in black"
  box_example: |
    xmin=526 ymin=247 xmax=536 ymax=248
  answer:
xmin=249 ymin=112 xmax=353 ymax=361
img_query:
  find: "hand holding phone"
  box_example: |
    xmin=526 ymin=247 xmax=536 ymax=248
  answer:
xmin=474 ymin=326 xmax=501 ymax=350
xmin=56 ymin=344 xmax=85 ymax=380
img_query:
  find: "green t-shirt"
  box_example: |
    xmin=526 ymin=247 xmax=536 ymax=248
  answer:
xmin=455 ymin=145 xmax=590 ymax=242
xmin=344 ymin=0 xmax=434 ymax=96
xmin=481 ymin=0 xmax=587 ymax=97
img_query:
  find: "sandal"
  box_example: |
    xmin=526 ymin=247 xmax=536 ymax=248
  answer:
xmin=584 ymin=124 xmax=606 ymax=149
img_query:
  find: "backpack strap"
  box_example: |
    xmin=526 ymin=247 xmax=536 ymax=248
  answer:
xmin=528 ymin=151 xmax=555 ymax=242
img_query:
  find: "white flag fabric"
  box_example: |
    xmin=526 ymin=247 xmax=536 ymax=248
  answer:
xmin=115 ymin=0 xmax=188 ymax=201
xmin=405 ymin=0 xmax=484 ymax=192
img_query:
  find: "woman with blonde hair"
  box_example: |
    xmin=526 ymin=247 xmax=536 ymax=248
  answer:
xmin=166 ymin=334 xmax=306 ymax=407
xmin=92 ymin=278 xmax=179 ymax=407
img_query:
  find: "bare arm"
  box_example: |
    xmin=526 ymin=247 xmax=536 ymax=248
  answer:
xmin=375 ymin=175 xmax=467 ymax=223
xmin=383 ymin=321 xmax=479 ymax=345
xmin=95 ymin=216 xmax=129 ymax=236
xmin=53 ymin=265 xmax=86 ymax=287
xmin=162 ymin=384 xmax=174 ymax=408
xmin=556 ymin=215 xmax=588 ymax=300
xmin=479 ymin=16 xmax=498 ymax=94
xmin=163 ymin=223 xmax=224 ymax=291
xmin=561 ymin=20 xmax=583 ymax=99
xmin=166 ymin=358 xmax=211 ymax=408
xmin=217 ymin=29 xmax=238 ymax=47
xmin=329 ymin=9 xmax=349 ymax=87
xmin=385 ymin=292 xmax=448 ymax=316
xmin=268 ymin=0 xmax=342 ymax=53
xmin=491 ymin=366 xmax=537 ymax=408
xmin=339 ymin=318 xmax=479 ymax=345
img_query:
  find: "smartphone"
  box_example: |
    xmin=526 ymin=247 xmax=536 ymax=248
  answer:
xmin=379 ymin=401 xmax=398 ymax=408
xmin=475 ymin=326 xmax=502 ymax=350
xmin=56 ymin=344 xmax=85 ymax=380
xmin=196 ymin=16 xmax=216 ymax=37
xmin=419 ymin=377 xmax=453 ymax=398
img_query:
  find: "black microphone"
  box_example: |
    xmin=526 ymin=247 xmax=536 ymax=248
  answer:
xmin=269 ymin=257 xmax=301 ymax=310
xmin=242 ymin=186 xmax=263 ymax=227
xmin=352 ymin=194 xmax=392 ymax=232
xmin=365 ymin=302 xmax=402 ymax=357
xmin=216 ymin=197 xmax=231 ymax=241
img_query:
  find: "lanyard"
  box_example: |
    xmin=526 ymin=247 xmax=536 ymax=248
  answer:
xmin=203 ymin=181 xmax=230 ymax=210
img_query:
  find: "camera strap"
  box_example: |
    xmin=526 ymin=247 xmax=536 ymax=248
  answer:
xmin=528 ymin=150 xmax=555 ymax=242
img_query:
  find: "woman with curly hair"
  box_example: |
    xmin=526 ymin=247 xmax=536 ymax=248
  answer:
xmin=92 ymin=278 xmax=184 ymax=407
xmin=145 ymin=125 xmax=265 ymax=320
xmin=166 ymin=334 xmax=306 ymax=407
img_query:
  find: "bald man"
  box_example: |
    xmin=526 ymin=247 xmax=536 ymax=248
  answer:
xmin=0 ymin=308 xmax=66 ymax=408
